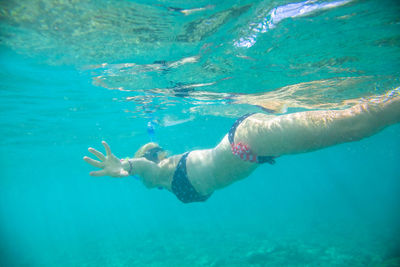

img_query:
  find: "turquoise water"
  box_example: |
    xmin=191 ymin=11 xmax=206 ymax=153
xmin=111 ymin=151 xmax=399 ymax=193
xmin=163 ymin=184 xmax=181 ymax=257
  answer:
xmin=1 ymin=0 xmax=400 ymax=266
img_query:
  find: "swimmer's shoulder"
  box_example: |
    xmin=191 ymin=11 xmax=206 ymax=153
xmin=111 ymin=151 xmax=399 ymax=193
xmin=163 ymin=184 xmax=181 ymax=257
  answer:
xmin=158 ymin=153 xmax=184 ymax=170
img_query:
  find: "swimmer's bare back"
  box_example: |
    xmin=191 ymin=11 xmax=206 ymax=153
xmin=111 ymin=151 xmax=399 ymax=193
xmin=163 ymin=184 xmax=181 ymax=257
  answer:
xmin=84 ymin=88 xmax=400 ymax=202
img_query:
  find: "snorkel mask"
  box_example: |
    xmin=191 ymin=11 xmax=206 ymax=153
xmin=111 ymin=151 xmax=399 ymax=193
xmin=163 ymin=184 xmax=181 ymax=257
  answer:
xmin=143 ymin=146 xmax=167 ymax=163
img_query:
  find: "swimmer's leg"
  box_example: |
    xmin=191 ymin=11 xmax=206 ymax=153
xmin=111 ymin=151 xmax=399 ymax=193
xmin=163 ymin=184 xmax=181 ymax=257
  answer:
xmin=238 ymin=88 xmax=400 ymax=156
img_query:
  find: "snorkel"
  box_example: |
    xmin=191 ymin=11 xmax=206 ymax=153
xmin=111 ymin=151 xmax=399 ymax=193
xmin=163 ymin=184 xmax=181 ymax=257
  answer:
xmin=143 ymin=146 xmax=167 ymax=164
xmin=147 ymin=121 xmax=156 ymax=142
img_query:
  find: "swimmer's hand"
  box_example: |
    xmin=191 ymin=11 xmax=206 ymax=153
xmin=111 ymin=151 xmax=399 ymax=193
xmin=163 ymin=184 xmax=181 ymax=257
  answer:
xmin=83 ymin=141 xmax=129 ymax=177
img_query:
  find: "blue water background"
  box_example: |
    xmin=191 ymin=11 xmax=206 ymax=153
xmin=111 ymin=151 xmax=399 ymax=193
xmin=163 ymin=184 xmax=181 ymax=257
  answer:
xmin=1 ymin=0 xmax=400 ymax=266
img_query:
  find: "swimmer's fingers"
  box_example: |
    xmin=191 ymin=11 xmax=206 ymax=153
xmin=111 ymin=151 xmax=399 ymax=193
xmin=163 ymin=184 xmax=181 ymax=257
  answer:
xmin=88 ymin=147 xmax=106 ymax=161
xmin=102 ymin=141 xmax=112 ymax=157
xmin=89 ymin=170 xmax=107 ymax=177
xmin=83 ymin=156 xmax=104 ymax=168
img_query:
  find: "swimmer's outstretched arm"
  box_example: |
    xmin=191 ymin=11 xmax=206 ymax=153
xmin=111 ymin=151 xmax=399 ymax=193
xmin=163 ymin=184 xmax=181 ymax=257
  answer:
xmin=83 ymin=141 xmax=163 ymax=188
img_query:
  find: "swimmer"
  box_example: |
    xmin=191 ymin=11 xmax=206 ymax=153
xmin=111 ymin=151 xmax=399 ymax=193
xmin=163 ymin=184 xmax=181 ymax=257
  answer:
xmin=84 ymin=89 xmax=400 ymax=203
